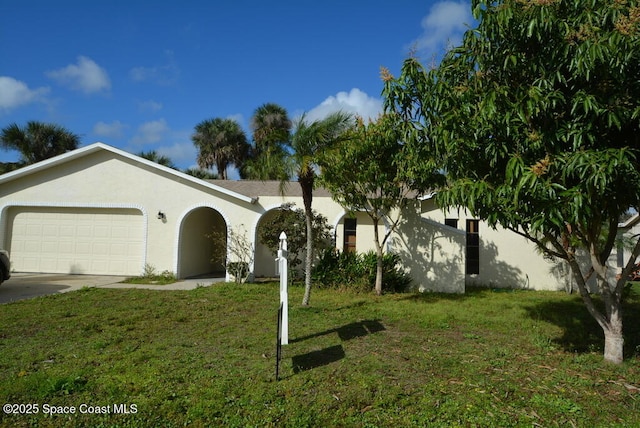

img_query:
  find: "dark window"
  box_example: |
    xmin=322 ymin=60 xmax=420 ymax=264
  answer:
xmin=445 ymin=218 xmax=458 ymax=228
xmin=466 ymin=219 xmax=480 ymax=275
xmin=343 ymin=218 xmax=357 ymax=253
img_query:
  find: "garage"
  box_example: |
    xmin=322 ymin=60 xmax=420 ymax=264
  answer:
xmin=4 ymin=206 xmax=145 ymax=276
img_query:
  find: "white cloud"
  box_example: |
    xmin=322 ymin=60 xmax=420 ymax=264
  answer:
xmin=93 ymin=120 xmax=127 ymax=139
xmin=157 ymin=140 xmax=198 ymax=169
xmin=411 ymin=1 xmax=474 ymax=57
xmin=0 ymin=76 xmax=49 ymax=111
xmin=130 ymin=119 xmax=170 ymax=146
xmin=305 ymin=88 xmax=382 ymax=123
xmin=138 ymin=100 xmax=163 ymax=113
xmin=46 ymin=56 xmax=111 ymax=94
xmin=129 ymin=51 xmax=180 ymax=85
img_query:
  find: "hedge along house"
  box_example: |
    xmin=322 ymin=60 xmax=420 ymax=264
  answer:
xmin=0 ymin=142 xmax=589 ymax=293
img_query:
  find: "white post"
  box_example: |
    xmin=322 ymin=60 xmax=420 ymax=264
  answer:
xmin=277 ymin=231 xmax=289 ymax=345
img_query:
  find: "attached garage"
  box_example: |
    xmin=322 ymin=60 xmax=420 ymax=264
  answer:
xmin=4 ymin=206 xmax=145 ymax=275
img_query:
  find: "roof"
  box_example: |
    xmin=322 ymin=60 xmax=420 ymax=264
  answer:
xmin=0 ymin=142 xmax=256 ymax=204
xmin=207 ymin=180 xmax=333 ymax=199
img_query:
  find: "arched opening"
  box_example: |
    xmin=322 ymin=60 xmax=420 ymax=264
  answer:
xmin=178 ymin=207 xmax=227 ymax=279
xmin=254 ymin=208 xmax=284 ymax=279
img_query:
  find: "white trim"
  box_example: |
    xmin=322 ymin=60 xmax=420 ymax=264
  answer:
xmin=0 ymin=142 xmax=256 ymax=204
xmin=0 ymin=201 xmax=149 ymax=273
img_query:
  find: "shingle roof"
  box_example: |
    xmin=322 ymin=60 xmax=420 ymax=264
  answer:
xmin=206 ymin=180 xmax=334 ymax=199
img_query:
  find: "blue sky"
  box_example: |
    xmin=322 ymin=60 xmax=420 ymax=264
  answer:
xmin=1 ymin=1 xmax=474 ymax=174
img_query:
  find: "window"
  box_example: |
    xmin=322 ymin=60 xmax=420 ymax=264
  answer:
xmin=343 ymin=218 xmax=357 ymax=253
xmin=466 ymin=219 xmax=480 ymax=275
xmin=445 ymin=218 xmax=458 ymax=228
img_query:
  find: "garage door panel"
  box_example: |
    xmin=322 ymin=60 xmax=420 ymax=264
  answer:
xmin=7 ymin=207 xmax=144 ymax=276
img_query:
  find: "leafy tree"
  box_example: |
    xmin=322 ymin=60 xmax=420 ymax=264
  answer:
xmin=136 ymin=150 xmax=178 ymax=169
xmin=243 ymin=103 xmax=292 ymax=180
xmin=1 ymin=121 xmax=80 ymax=165
xmin=259 ymin=203 xmax=333 ymax=274
xmin=320 ymin=113 xmax=438 ymax=295
xmin=288 ymin=111 xmax=353 ymax=305
xmin=192 ymin=118 xmax=250 ymax=180
xmin=384 ymin=0 xmax=640 ymax=363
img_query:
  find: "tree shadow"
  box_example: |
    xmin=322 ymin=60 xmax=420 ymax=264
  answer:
xmin=292 ymin=345 xmax=346 ymax=373
xmin=523 ymin=295 xmax=640 ymax=357
xmin=290 ymin=319 xmax=386 ymax=344
xmin=289 ymin=319 xmax=386 ymax=373
xmin=392 ymin=210 xmax=466 ymax=293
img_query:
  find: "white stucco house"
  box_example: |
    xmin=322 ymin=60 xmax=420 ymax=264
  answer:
xmin=0 ymin=142 xmax=590 ymax=293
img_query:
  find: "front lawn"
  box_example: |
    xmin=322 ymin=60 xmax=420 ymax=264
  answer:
xmin=0 ymin=283 xmax=639 ymax=427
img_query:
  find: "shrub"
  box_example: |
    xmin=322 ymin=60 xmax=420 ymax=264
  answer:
xmin=312 ymin=249 xmax=412 ymax=293
xmin=227 ymin=262 xmax=249 ymax=283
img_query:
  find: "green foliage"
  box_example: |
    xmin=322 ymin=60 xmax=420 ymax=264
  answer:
xmin=243 ymin=103 xmax=292 ymax=180
xmin=122 ymin=263 xmax=177 ymax=285
xmin=259 ymin=203 xmax=332 ymax=271
xmin=319 ymin=113 xmax=438 ymax=294
xmin=384 ymin=0 xmax=640 ymax=362
xmin=192 ymin=117 xmax=249 ymax=180
xmin=136 ymin=150 xmax=178 ymax=169
xmin=312 ymin=248 xmax=412 ymax=293
xmin=227 ymin=262 xmax=249 ymax=282
xmin=0 ymin=121 xmax=80 ymax=165
xmin=208 ymin=225 xmax=254 ymax=283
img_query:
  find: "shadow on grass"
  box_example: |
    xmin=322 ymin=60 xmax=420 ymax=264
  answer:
xmin=290 ymin=320 xmax=385 ymax=373
xmin=524 ymin=295 xmax=640 ymax=357
xmin=292 ymin=345 xmax=346 ymax=373
xmin=290 ymin=319 xmax=386 ymax=344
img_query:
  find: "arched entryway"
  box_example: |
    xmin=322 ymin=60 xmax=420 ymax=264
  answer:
xmin=178 ymin=207 xmax=227 ymax=279
xmin=253 ymin=208 xmax=284 ymax=278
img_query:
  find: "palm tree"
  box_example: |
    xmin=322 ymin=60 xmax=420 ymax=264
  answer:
xmin=136 ymin=150 xmax=178 ymax=170
xmin=0 ymin=121 xmax=80 ymax=165
xmin=244 ymin=103 xmax=292 ymax=180
xmin=192 ymin=118 xmax=249 ymax=180
xmin=288 ymin=111 xmax=353 ymax=305
xmin=183 ymin=167 xmax=218 ymax=180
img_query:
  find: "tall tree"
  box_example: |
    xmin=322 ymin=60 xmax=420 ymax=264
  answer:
xmin=289 ymin=111 xmax=353 ymax=305
xmin=320 ymin=113 xmax=439 ymax=295
xmin=244 ymin=103 xmax=292 ymax=180
xmin=1 ymin=121 xmax=80 ymax=165
xmin=384 ymin=0 xmax=640 ymax=363
xmin=192 ymin=118 xmax=249 ymax=180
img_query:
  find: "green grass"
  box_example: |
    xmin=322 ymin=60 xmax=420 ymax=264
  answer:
xmin=1 ymin=283 xmax=639 ymax=427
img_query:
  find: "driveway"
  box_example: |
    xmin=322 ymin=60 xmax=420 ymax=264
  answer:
xmin=0 ymin=273 xmax=226 ymax=304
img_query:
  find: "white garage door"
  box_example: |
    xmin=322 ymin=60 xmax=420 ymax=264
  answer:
xmin=6 ymin=207 xmax=144 ymax=275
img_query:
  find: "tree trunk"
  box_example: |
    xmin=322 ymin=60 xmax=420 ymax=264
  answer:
xmin=603 ymin=311 xmax=624 ymax=364
xmin=566 ymin=257 xmax=625 ymax=364
xmin=301 ymin=207 xmax=313 ymax=306
xmin=300 ymin=172 xmax=314 ymax=306
xmin=373 ymin=217 xmax=383 ymax=295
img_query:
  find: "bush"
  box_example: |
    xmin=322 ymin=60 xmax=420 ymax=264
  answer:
xmin=228 ymin=262 xmax=250 ymax=284
xmin=312 ymin=249 xmax=412 ymax=293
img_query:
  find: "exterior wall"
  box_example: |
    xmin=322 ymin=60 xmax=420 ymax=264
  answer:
xmin=1 ymin=143 xmax=598 ymax=293
xmin=0 ymin=150 xmax=262 ymax=277
xmin=420 ymin=199 xmax=570 ymax=291
xmin=334 ymin=212 xmax=386 ymax=255
xmin=390 ymin=201 xmax=466 ymax=293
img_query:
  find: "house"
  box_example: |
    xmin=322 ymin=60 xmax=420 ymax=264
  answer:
xmin=0 ymin=142 xmax=584 ymax=293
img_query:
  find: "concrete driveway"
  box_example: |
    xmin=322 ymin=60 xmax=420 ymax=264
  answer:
xmin=0 ymin=273 xmax=226 ymax=304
